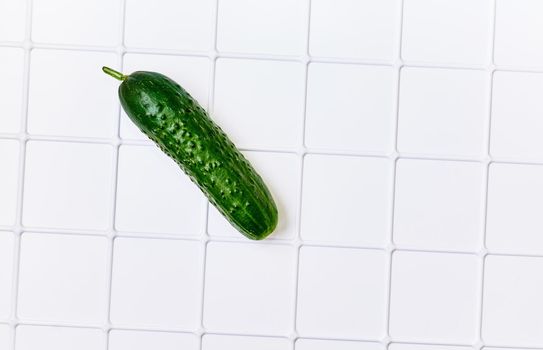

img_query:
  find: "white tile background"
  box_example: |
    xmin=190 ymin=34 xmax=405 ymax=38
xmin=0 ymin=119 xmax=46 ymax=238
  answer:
xmin=1 ymin=0 xmax=543 ymax=349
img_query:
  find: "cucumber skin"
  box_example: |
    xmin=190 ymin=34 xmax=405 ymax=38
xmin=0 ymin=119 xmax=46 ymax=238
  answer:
xmin=118 ymin=71 xmax=278 ymax=240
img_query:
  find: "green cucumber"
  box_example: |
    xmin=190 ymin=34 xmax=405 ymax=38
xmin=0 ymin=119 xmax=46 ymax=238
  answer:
xmin=102 ymin=66 xmax=278 ymax=240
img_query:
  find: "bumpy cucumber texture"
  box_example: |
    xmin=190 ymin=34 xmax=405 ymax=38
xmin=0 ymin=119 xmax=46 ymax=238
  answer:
xmin=103 ymin=66 xmax=278 ymax=240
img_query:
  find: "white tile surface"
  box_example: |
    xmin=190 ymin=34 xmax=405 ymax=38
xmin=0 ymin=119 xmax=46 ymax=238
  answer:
xmin=0 ymin=325 xmax=9 ymax=350
xmin=22 ymin=141 xmax=113 ymax=230
xmin=296 ymin=339 xmax=383 ymax=350
xmin=494 ymin=0 xmax=543 ymax=67
xmin=389 ymin=251 xmax=479 ymax=343
xmin=0 ymin=47 xmax=24 ymax=133
xmin=305 ymin=63 xmax=395 ymax=153
xmin=486 ymin=163 xmax=543 ymax=254
xmin=17 ymin=233 xmax=108 ymax=323
xmin=110 ymin=237 xmax=201 ymax=329
xmin=301 ymin=154 xmax=391 ymax=246
xmin=213 ymin=58 xmax=304 ymax=150
xmin=490 ymin=71 xmax=543 ymax=160
xmin=309 ymin=0 xmax=398 ymax=60
xmin=203 ymin=242 xmax=295 ymax=334
xmin=394 ymin=159 xmax=484 ymax=252
xmin=217 ymin=0 xmax=306 ymax=55
xmin=398 ymin=67 xmax=488 ymax=157
xmin=296 ymin=246 xmax=387 ymax=339
xmin=0 ymin=0 xmax=26 ymax=41
xmin=120 ymin=53 xmax=210 ymax=140
xmin=32 ymin=0 xmax=120 ymax=46
xmin=208 ymin=151 xmax=299 ymax=239
xmin=483 ymin=256 xmax=543 ymax=347
xmin=202 ymin=334 xmax=291 ymax=350
xmin=0 ymin=232 xmax=14 ymax=321
xmin=27 ymin=49 xmax=118 ymax=138
xmin=109 ymin=330 xmax=199 ymax=350
xmin=15 ymin=325 xmax=103 ymax=350
xmin=115 ymin=145 xmax=205 ymax=235
xmin=124 ymin=0 xmax=214 ymax=51
xmin=402 ymin=0 xmax=492 ymax=64
xmin=390 ymin=345 xmax=472 ymax=350
xmin=0 ymin=231 xmax=15 ymax=320
xmin=0 ymin=140 xmax=19 ymax=226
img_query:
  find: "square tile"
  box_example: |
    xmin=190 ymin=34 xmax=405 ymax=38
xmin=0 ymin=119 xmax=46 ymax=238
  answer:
xmin=109 ymin=330 xmax=198 ymax=350
xmin=0 ymin=324 xmax=9 ymax=350
xmin=110 ymin=237 xmax=201 ymax=329
xmin=296 ymin=339 xmax=383 ymax=350
xmin=208 ymin=151 xmax=299 ymax=239
xmin=301 ymin=155 xmax=392 ymax=247
xmin=398 ymin=67 xmax=487 ymax=157
xmin=309 ymin=0 xmax=398 ymax=60
xmin=125 ymin=0 xmax=214 ymax=51
xmin=203 ymin=335 xmax=290 ymax=350
xmin=28 ymin=49 xmax=118 ymax=138
xmin=305 ymin=63 xmax=395 ymax=153
xmin=401 ymin=0 xmax=492 ymax=64
xmin=17 ymin=233 xmax=108 ymax=323
xmin=217 ymin=0 xmax=305 ymax=55
xmin=115 ymin=145 xmax=205 ymax=235
xmin=389 ymin=251 xmax=479 ymax=343
xmin=0 ymin=48 xmax=24 ymax=133
xmin=0 ymin=140 xmax=19 ymax=226
xmin=0 ymin=232 xmax=14 ymax=320
xmin=32 ymin=0 xmax=120 ymax=46
xmin=296 ymin=246 xmax=387 ymax=339
xmin=390 ymin=345 xmax=472 ymax=350
xmin=483 ymin=256 xmax=543 ymax=347
xmin=394 ymin=159 xmax=484 ymax=252
xmin=487 ymin=163 xmax=543 ymax=254
xmin=23 ymin=141 xmax=113 ymax=230
xmin=16 ymin=325 xmax=103 ymax=350
xmin=120 ymin=53 xmax=210 ymax=140
xmin=494 ymin=0 xmax=543 ymax=67
xmin=490 ymin=71 xmax=543 ymax=160
xmin=213 ymin=58 xmax=304 ymax=150
xmin=0 ymin=0 xmax=26 ymax=41
xmin=203 ymin=242 xmax=295 ymax=334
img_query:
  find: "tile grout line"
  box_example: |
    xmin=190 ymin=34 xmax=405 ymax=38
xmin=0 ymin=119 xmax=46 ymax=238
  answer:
xmin=6 ymin=39 xmax=543 ymax=74
xmin=15 ymin=130 xmax=543 ymax=167
xmin=2 ymin=222 xmax=543 ymax=256
xmin=383 ymin=0 xmax=406 ymax=347
xmin=475 ymin=0 xmax=499 ymax=348
xmin=14 ymin=316 xmax=543 ymax=350
xmin=14 ymin=128 xmax=543 ymax=167
xmin=9 ymin=0 xmax=34 ymax=348
xmin=103 ymin=0 xmax=129 ymax=348
xmin=197 ymin=0 xmax=221 ymax=347
xmin=288 ymin=0 xmax=313 ymax=346
xmin=2 ymin=220 xmax=543 ymax=258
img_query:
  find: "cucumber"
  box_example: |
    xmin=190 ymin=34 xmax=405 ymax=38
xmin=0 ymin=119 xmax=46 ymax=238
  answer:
xmin=102 ymin=66 xmax=278 ymax=240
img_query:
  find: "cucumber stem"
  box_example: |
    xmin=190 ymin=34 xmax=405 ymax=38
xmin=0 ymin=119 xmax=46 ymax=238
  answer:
xmin=102 ymin=66 xmax=126 ymax=81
